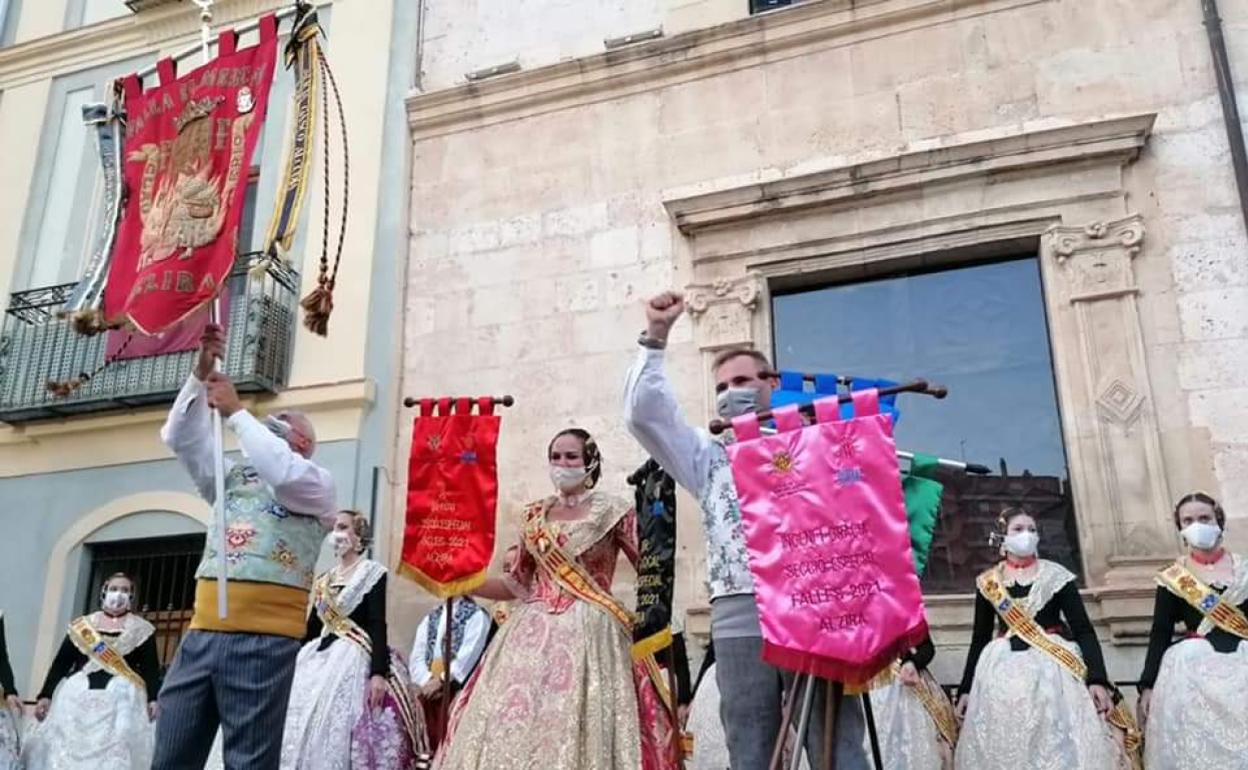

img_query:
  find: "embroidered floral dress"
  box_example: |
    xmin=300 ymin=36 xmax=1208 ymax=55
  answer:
xmin=865 ymin=637 xmax=955 ymax=770
xmin=435 ymin=492 xmax=676 ymax=770
xmin=280 ymin=559 xmax=426 ymax=770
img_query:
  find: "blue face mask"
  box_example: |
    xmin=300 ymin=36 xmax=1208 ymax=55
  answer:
xmin=716 ymin=387 xmax=761 ymax=419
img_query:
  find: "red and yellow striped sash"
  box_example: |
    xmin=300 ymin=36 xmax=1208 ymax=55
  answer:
xmin=975 ymin=567 xmax=1087 ymax=681
xmin=67 ymin=616 xmax=145 ymax=691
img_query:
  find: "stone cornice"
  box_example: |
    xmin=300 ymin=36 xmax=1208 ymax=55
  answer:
xmin=663 ymin=113 xmax=1156 ymax=234
xmin=405 ymin=0 xmax=1049 ymax=139
xmin=0 ymin=0 xmax=298 ymax=90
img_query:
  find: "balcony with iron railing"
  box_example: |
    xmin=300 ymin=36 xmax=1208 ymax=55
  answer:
xmin=0 ymin=253 xmax=298 ymax=424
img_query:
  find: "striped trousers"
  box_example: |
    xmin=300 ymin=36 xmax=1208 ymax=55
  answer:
xmin=152 ymin=630 xmax=301 ymax=770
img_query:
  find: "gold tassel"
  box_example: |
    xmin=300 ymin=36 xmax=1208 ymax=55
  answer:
xmin=46 ymin=374 xmax=89 ymax=398
xmin=299 ymin=282 xmax=333 ymax=337
xmin=68 ymin=310 xmax=118 ymax=337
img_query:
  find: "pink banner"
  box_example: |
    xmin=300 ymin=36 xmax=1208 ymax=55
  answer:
xmin=728 ymin=390 xmax=927 ymax=684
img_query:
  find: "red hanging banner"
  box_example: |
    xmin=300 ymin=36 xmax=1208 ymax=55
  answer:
xmin=101 ymin=17 xmax=278 ymax=335
xmin=402 ymin=399 xmax=501 ymax=597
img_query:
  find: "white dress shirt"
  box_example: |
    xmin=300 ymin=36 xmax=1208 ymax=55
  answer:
xmin=409 ymin=600 xmax=490 ymax=687
xmin=623 ymin=347 xmax=756 ymax=602
xmin=161 ymin=375 xmax=336 ymax=517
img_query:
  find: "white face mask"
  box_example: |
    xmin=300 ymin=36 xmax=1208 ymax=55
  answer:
xmin=329 ymin=531 xmax=353 ymax=557
xmin=550 ymin=464 xmax=589 ymax=493
xmin=1003 ymin=531 xmax=1039 ymax=558
xmin=102 ymin=589 xmax=131 ymax=614
xmin=716 ymin=387 xmax=761 ymax=420
xmin=1181 ymin=521 xmax=1222 ymax=551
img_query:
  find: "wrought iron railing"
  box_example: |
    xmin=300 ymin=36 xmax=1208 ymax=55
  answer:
xmin=0 ymin=252 xmax=298 ymax=423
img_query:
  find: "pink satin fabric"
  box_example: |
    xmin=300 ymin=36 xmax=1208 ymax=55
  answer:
xmin=727 ymin=389 xmax=927 ymax=684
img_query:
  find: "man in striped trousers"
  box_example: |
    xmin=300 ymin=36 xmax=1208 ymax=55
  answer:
xmin=152 ymin=324 xmax=337 ymax=769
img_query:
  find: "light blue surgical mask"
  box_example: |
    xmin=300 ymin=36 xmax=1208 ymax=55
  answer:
xmin=1181 ymin=521 xmax=1222 ymax=551
xmin=716 ymin=387 xmax=761 ymax=420
xmin=1003 ymin=531 xmax=1039 ymax=558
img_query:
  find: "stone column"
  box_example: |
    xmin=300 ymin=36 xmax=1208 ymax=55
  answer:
xmin=677 ymin=272 xmax=764 ymax=636
xmin=1042 ymin=215 xmax=1173 ymax=636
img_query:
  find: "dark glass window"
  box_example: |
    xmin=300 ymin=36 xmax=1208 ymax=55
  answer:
xmin=85 ymin=533 xmax=205 ymax=671
xmin=771 ymin=256 xmax=1082 ymax=592
xmin=751 ymin=0 xmax=798 ymax=13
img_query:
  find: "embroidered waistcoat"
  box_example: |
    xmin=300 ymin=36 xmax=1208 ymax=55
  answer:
xmin=195 ymin=464 xmax=322 ymax=590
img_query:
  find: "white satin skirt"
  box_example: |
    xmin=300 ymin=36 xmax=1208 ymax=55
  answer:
xmin=867 ymin=675 xmax=952 ymax=770
xmin=1144 ymin=638 xmax=1248 ymax=770
xmin=0 ymin=705 xmax=20 ymax=770
xmin=954 ymin=637 xmax=1123 ymax=770
xmin=22 ymin=672 xmax=152 ymax=770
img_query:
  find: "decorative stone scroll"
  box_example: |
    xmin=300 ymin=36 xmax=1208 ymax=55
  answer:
xmin=685 ymin=273 xmax=764 ymax=351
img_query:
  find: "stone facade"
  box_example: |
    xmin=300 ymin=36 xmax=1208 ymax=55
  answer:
xmin=398 ymin=0 xmax=1248 ymax=685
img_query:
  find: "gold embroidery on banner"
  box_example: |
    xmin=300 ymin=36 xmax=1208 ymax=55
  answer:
xmin=127 ymin=94 xmax=253 ymax=273
xmin=771 ymin=451 xmax=794 ymax=474
xmin=1156 ymin=562 xmax=1248 ymax=641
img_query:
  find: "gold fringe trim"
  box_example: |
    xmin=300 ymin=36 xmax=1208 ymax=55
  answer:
xmin=397 ymin=562 xmax=487 ymax=599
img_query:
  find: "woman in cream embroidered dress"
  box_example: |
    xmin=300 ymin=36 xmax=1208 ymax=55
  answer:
xmin=279 ymin=510 xmax=426 ymax=769
xmin=866 ymin=634 xmax=955 ymax=770
xmin=1137 ymin=492 xmax=1248 ymax=770
xmin=24 ymin=573 xmax=159 ymax=770
xmin=435 ymin=428 xmax=675 ymax=770
xmin=954 ymin=509 xmax=1129 ymax=770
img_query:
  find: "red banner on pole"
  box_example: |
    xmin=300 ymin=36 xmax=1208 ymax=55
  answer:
xmin=101 ymin=17 xmax=278 ymax=335
xmin=401 ymin=398 xmax=501 ymax=598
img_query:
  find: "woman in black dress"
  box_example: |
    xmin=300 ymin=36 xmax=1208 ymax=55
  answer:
xmin=1136 ymin=492 xmax=1247 ymax=769
xmin=25 ymin=572 xmax=160 ymax=770
xmin=953 ymin=508 xmax=1128 ymax=770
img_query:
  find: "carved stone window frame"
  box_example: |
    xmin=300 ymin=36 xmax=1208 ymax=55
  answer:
xmin=663 ymin=113 xmax=1173 ymax=594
